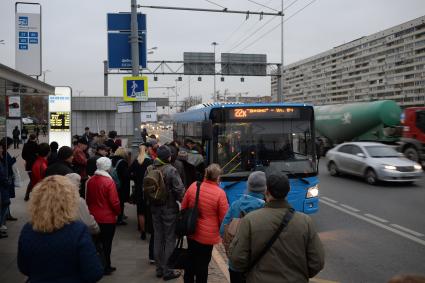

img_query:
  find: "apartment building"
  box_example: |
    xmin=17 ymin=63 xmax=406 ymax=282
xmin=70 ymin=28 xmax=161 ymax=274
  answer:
xmin=271 ymin=16 xmax=425 ymax=107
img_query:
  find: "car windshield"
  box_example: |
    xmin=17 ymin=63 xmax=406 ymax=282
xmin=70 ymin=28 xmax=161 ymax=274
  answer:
xmin=365 ymin=146 xmax=399 ymax=158
xmin=214 ymin=119 xmax=317 ymax=177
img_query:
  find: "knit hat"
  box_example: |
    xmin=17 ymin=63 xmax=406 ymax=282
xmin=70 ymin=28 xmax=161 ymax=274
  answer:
xmin=157 ymin=145 xmax=171 ymax=162
xmin=57 ymin=146 xmax=73 ymax=161
xmin=96 ymin=157 xmax=112 ymax=171
xmin=65 ymin=173 xmax=81 ymax=189
xmin=247 ymin=171 xmax=267 ymax=193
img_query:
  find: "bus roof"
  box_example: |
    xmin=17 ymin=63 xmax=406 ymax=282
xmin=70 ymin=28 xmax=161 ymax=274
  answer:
xmin=172 ymin=102 xmax=313 ymax=122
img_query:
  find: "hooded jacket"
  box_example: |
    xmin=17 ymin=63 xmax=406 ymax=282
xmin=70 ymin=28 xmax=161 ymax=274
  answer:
xmin=219 ymin=191 xmax=264 ymax=236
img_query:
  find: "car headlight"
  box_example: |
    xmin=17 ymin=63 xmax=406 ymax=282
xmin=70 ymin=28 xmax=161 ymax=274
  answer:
xmin=306 ymin=185 xmax=319 ymax=198
xmin=384 ymin=165 xmax=397 ymax=170
xmin=414 ymin=164 xmax=422 ymax=170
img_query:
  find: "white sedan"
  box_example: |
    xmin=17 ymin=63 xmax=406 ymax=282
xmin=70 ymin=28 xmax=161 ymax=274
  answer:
xmin=326 ymin=142 xmax=423 ymax=185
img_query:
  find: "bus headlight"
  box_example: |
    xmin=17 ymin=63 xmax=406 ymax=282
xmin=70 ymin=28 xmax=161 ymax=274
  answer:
xmin=306 ymin=185 xmax=319 ymax=198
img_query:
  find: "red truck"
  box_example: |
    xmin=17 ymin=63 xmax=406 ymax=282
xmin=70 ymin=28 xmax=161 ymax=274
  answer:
xmin=399 ymin=107 xmax=425 ymax=167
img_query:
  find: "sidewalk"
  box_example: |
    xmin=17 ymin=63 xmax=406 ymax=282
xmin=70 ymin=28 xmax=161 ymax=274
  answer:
xmin=0 ymin=138 xmax=228 ymax=283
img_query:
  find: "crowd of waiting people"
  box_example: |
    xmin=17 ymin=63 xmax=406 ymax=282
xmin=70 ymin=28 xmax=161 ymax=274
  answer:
xmin=0 ymin=126 xmax=424 ymax=283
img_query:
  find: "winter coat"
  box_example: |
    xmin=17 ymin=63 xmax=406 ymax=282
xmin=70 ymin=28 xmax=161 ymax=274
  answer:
xmin=181 ymin=180 xmax=229 ymax=245
xmin=111 ymin=156 xmax=130 ymax=203
xmin=47 ymin=150 xmax=58 ymax=166
xmin=0 ymin=161 xmax=10 ymax=207
xmin=31 ymin=157 xmax=48 ymax=187
xmin=149 ymin=159 xmax=185 ymax=211
xmin=86 ymin=154 xmax=102 ymax=177
xmin=229 ymin=200 xmax=325 ymax=283
xmin=45 ymin=161 xmax=75 ymax=177
xmin=129 ymin=157 xmax=152 ymax=199
xmin=18 ymin=221 xmax=103 ymax=283
xmin=13 ymin=128 xmax=20 ymax=139
xmin=86 ymin=172 xmax=121 ymax=224
xmin=73 ymin=147 xmax=88 ymax=179
xmin=219 ymin=191 xmax=265 ymax=236
xmin=22 ymin=140 xmax=38 ymax=171
xmin=78 ymin=198 xmax=100 ymax=235
xmin=1 ymin=152 xmax=16 ymax=198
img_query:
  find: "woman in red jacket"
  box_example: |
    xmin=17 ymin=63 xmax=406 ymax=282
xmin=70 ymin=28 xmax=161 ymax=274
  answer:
xmin=30 ymin=143 xmax=50 ymax=190
xmin=86 ymin=157 xmax=121 ymax=275
xmin=181 ymin=164 xmax=229 ymax=283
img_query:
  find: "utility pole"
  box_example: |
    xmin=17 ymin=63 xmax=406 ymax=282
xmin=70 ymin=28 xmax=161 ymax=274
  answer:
xmin=131 ymin=0 xmax=142 ymax=154
xmin=212 ymin=42 xmax=218 ymax=102
xmin=278 ymin=0 xmax=284 ymax=102
xmin=103 ymin=60 xmax=108 ymax=96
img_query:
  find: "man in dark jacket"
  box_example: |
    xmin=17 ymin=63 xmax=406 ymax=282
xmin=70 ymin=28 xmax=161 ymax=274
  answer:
xmin=149 ymin=145 xmax=185 ymax=280
xmin=22 ymin=134 xmax=38 ymax=201
xmin=229 ymin=172 xmax=325 ymax=283
xmin=86 ymin=144 xmax=109 ymax=177
xmin=12 ymin=126 xmax=20 ymax=149
xmin=104 ymin=131 xmax=118 ymax=154
xmin=45 ymin=146 xmax=75 ymax=177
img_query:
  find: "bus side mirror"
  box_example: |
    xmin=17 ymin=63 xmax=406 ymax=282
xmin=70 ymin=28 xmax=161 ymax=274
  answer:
xmin=202 ymin=120 xmax=212 ymax=140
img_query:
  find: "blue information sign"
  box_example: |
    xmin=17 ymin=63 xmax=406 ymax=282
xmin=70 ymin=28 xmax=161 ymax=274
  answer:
xmin=107 ymin=13 xmax=146 ymax=31
xmin=107 ymin=13 xmax=147 ymax=69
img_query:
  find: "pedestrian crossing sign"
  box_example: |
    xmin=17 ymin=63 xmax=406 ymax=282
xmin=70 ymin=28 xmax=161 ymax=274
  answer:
xmin=123 ymin=76 xmax=148 ymax=101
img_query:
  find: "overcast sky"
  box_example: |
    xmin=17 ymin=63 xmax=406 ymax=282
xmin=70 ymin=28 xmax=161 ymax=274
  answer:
xmin=1 ymin=0 xmax=425 ymax=104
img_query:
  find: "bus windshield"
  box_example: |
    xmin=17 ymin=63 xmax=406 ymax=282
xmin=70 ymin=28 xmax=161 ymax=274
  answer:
xmin=214 ymin=109 xmax=317 ymax=178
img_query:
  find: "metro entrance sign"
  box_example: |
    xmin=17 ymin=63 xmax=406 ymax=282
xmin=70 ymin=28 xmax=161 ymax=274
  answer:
xmin=107 ymin=13 xmax=147 ymax=69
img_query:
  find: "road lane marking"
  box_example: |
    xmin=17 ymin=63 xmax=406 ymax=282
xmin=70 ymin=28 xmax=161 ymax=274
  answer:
xmin=321 ymin=196 xmax=338 ymax=203
xmin=339 ymin=204 xmax=360 ymax=212
xmin=320 ymin=199 xmax=425 ymax=247
xmin=390 ymin=224 xmax=425 ymax=237
xmin=364 ymin=213 xmax=388 ymax=223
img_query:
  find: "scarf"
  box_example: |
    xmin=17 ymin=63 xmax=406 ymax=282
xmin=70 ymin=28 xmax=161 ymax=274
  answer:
xmin=94 ymin=169 xmax=112 ymax=179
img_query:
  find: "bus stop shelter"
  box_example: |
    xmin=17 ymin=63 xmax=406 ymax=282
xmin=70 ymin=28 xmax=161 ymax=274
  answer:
xmin=0 ymin=63 xmax=55 ymax=137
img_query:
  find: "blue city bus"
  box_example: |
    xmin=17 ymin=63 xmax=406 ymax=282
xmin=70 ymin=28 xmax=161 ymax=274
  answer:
xmin=172 ymin=103 xmax=319 ymax=214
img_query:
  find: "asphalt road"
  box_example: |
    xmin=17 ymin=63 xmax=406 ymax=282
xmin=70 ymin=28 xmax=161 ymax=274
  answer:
xmin=148 ymin=128 xmax=425 ymax=282
xmin=314 ymin=158 xmax=425 ymax=283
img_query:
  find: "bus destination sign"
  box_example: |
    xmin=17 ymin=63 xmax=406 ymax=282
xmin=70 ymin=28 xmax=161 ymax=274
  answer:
xmin=229 ymin=107 xmax=300 ymax=120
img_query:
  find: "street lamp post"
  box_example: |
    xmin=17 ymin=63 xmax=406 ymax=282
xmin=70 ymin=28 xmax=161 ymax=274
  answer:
xmin=211 ymin=42 xmax=218 ymax=102
xmin=42 ymin=69 xmax=50 ymax=82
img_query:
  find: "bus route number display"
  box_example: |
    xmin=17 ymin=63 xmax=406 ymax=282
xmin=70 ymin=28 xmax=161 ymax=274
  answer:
xmin=230 ymin=107 xmax=300 ymax=120
xmin=49 ymin=112 xmax=70 ymax=132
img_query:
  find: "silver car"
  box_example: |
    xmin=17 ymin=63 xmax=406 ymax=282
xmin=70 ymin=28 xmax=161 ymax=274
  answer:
xmin=326 ymin=142 xmax=423 ymax=185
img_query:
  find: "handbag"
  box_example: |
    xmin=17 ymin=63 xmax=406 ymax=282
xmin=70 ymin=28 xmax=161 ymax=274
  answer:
xmin=167 ymin=237 xmax=189 ymax=269
xmin=175 ymin=181 xmax=201 ymax=237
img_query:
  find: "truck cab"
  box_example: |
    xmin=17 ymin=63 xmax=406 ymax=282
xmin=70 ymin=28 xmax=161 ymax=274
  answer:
xmin=400 ymin=107 xmax=425 ymax=165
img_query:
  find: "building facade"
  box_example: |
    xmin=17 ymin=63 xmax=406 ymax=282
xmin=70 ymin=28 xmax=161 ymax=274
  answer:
xmin=271 ymin=16 xmax=425 ymax=107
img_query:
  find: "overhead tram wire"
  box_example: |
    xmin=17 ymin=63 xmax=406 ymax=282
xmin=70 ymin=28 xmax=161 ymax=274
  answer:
xmin=204 ymin=0 xmax=227 ymax=9
xmin=224 ymin=0 xmax=301 ymax=53
xmin=236 ymin=0 xmax=317 ymax=53
xmin=246 ymin=0 xmax=279 ymax=12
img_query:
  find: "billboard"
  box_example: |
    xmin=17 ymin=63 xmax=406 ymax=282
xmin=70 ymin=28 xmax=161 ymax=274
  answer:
xmin=15 ymin=11 xmax=41 ymax=76
xmin=7 ymin=96 xmax=21 ymax=118
xmin=184 ymin=52 xmax=215 ymax=75
xmin=123 ymin=76 xmax=148 ymax=101
xmin=221 ymin=53 xmax=267 ymax=76
xmin=49 ymin=87 xmax=72 ymax=147
xmin=141 ymin=111 xmax=157 ymax=122
xmin=107 ymin=13 xmax=147 ymax=69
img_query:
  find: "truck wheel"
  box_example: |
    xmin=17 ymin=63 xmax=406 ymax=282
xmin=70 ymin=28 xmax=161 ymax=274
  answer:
xmin=404 ymin=147 xmax=419 ymax=162
xmin=365 ymin=168 xmax=378 ymax=185
xmin=328 ymin=161 xmax=339 ymax=176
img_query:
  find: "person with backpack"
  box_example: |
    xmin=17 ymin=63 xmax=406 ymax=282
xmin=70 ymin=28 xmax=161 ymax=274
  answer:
xmin=180 ymin=164 xmax=228 ymax=283
xmin=144 ymin=145 xmax=185 ymax=280
xmin=220 ymin=171 xmax=266 ymax=283
xmin=229 ymin=172 xmax=325 ymax=283
xmin=110 ymin=147 xmax=130 ymax=225
xmin=86 ymin=157 xmax=121 ymax=275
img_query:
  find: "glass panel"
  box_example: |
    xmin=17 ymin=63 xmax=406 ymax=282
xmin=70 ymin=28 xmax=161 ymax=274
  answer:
xmin=365 ymin=146 xmax=399 ymax=158
xmin=216 ymin=118 xmax=316 ymax=177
